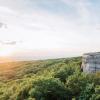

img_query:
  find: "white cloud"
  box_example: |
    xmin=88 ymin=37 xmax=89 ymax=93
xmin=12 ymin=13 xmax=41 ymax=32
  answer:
xmin=0 ymin=6 xmax=15 ymax=14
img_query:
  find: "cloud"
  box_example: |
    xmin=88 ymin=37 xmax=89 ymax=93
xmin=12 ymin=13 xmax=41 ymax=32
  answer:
xmin=0 ymin=6 xmax=15 ymax=14
xmin=0 ymin=22 xmax=7 ymax=28
xmin=0 ymin=22 xmax=3 ymax=28
xmin=0 ymin=0 xmax=100 ymax=59
xmin=0 ymin=40 xmax=22 ymax=45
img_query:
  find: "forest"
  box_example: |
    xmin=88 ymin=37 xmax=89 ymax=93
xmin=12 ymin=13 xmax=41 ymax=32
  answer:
xmin=0 ymin=57 xmax=100 ymax=100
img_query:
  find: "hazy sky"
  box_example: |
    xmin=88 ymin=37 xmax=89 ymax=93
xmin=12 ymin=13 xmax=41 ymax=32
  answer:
xmin=0 ymin=0 xmax=100 ymax=60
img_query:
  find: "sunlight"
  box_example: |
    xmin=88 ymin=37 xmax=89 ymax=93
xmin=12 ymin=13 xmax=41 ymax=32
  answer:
xmin=0 ymin=46 xmax=14 ymax=57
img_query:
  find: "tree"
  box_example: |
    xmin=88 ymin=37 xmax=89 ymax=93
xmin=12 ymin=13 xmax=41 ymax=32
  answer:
xmin=66 ymin=73 xmax=90 ymax=99
xmin=29 ymin=78 xmax=68 ymax=100
xmin=54 ymin=66 xmax=76 ymax=83
xmin=79 ymin=83 xmax=95 ymax=100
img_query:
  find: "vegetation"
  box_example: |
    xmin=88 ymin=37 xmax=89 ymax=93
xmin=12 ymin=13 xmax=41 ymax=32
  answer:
xmin=0 ymin=57 xmax=100 ymax=100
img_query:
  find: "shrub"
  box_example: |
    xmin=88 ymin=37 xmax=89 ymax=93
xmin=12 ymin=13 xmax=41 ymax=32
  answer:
xmin=29 ymin=78 xmax=68 ymax=100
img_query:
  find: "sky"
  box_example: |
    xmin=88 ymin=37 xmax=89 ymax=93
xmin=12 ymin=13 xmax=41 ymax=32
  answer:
xmin=0 ymin=0 xmax=100 ymax=60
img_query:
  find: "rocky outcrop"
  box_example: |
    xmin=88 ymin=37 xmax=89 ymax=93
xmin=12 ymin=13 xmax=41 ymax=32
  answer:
xmin=82 ymin=52 xmax=100 ymax=73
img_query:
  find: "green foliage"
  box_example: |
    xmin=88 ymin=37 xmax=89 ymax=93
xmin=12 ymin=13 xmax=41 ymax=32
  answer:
xmin=66 ymin=73 xmax=86 ymax=98
xmin=29 ymin=78 xmax=67 ymax=100
xmin=90 ymin=85 xmax=100 ymax=100
xmin=0 ymin=57 xmax=99 ymax=100
xmin=54 ymin=65 xmax=76 ymax=83
xmin=79 ymin=83 xmax=95 ymax=100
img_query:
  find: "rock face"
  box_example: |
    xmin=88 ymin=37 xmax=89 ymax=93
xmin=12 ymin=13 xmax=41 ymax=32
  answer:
xmin=82 ymin=52 xmax=100 ymax=73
